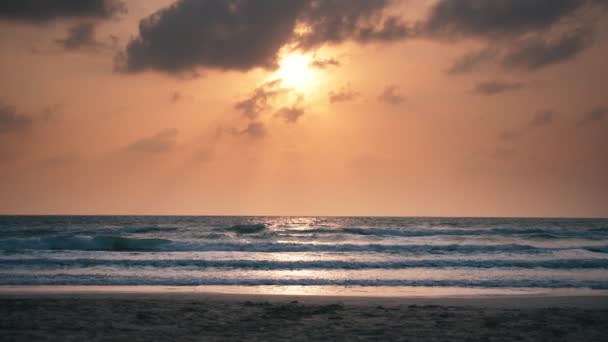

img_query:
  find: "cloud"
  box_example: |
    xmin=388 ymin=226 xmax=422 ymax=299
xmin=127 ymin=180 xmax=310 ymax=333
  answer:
xmin=423 ymin=0 xmax=591 ymax=39
xmin=498 ymin=130 xmax=520 ymax=141
xmin=579 ymin=106 xmax=607 ymax=125
xmin=311 ymin=57 xmax=340 ymax=69
xmin=426 ymin=0 xmax=606 ymax=73
xmin=170 ymin=91 xmax=181 ymax=104
xmin=529 ymin=110 xmax=554 ymax=127
xmin=501 ymin=29 xmax=593 ymax=70
xmin=378 ymin=85 xmax=404 ymax=104
xmin=126 ymin=128 xmax=178 ymax=153
xmin=240 ymin=121 xmax=266 ymax=139
xmin=446 ymin=48 xmax=498 ymax=74
xmin=0 ymin=102 xmax=32 ymax=134
xmin=0 ymin=0 xmax=126 ymax=22
xmin=276 ymin=105 xmax=305 ymax=123
xmin=235 ymin=80 xmax=286 ymax=119
xmin=116 ymin=0 xmax=408 ymax=74
xmin=474 ymin=80 xmax=523 ymax=95
xmin=55 ymin=23 xmax=102 ymax=51
xmin=492 ymin=146 xmax=516 ymax=160
xmin=329 ymin=87 xmax=360 ymax=104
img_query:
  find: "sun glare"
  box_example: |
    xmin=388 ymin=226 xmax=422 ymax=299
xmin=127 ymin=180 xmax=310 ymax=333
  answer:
xmin=276 ymin=53 xmax=312 ymax=89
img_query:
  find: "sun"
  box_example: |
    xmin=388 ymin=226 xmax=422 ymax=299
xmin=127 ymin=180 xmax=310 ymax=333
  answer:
xmin=275 ymin=53 xmax=312 ymax=89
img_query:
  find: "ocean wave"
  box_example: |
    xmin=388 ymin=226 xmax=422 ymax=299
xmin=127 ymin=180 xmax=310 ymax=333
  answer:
xmin=225 ymin=224 xmax=267 ymax=234
xmin=1 ymin=236 xmax=607 ymax=255
xmin=1 ymin=274 xmax=607 ymax=289
xmin=0 ymin=236 xmax=170 ymax=252
xmin=290 ymin=227 xmax=608 ymax=239
xmin=2 ymin=258 xmax=607 ymax=270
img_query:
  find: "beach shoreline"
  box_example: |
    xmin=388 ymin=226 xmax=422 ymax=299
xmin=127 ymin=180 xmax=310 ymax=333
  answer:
xmin=2 ymin=287 xmax=608 ymax=341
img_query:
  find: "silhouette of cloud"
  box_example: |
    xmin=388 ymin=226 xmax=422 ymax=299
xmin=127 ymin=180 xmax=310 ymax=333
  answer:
xmin=240 ymin=121 xmax=266 ymax=139
xmin=529 ymin=110 xmax=554 ymax=127
xmin=311 ymin=57 xmax=340 ymax=69
xmin=501 ymin=29 xmax=593 ymax=70
xmin=126 ymin=128 xmax=178 ymax=153
xmin=276 ymin=105 xmax=305 ymax=123
xmin=446 ymin=48 xmax=498 ymax=74
xmin=235 ymin=80 xmax=286 ymax=119
xmin=116 ymin=0 xmax=408 ymax=74
xmin=0 ymin=102 xmax=33 ymax=134
xmin=0 ymin=0 xmax=126 ymax=22
xmin=424 ymin=0 xmax=592 ymax=39
xmin=378 ymin=85 xmax=404 ymax=105
xmin=170 ymin=91 xmax=181 ymax=104
xmin=427 ymin=0 xmax=606 ymax=73
xmin=474 ymin=81 xmax=523 ymax=95
xmin=55 ymin=23 xmax=102 ymax=51
xmin=579 ymin=106 xmax=607 ymax=125
xmin=329 ymin=87 xmax=360 ymax=104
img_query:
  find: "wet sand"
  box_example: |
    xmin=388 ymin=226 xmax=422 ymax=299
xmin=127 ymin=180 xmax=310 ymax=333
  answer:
xmin=2 ymin=290 xmax=608 ymax=341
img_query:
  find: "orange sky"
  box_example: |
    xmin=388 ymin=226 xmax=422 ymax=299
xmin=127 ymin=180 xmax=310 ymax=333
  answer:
xmin=0 ymin=0 xmax=607 ymax=217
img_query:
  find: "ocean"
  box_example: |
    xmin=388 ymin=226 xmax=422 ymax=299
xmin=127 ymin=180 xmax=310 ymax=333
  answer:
xmin=1 ymin=216 xmax=608 ymax=294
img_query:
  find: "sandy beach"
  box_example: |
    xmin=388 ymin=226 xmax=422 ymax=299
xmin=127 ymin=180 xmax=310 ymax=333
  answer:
xmin=2 ymin=287 xmax=608 ymax=341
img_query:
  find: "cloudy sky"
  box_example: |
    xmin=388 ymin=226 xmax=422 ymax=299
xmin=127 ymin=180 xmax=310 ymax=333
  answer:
xmin=0 ymin=0 xmax=607 ymax=217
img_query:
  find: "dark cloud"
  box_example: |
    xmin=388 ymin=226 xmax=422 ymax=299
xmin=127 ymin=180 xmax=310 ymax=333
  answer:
xmin=427 ymin=0 xmax=606 ymax=73
xmin=474 ymin=80 xmax=523 ymax=95
xmin=41 ymin=154 xmax=80 ymax=167
xmin=329 ymin=87 xmax=360 ymax=104
xmin=170 ymin=91 xmax=181 ymax=104
xmin=311 ymin=57 xmax=340 ymax=69
xmin=492 ymin=146 xmax=516 ymax=160
xmin=498 ymin=130 xmax=520 ymax=141
xmin=126 ymin=128 xmax=178 ymax=153
xmin=424 ymin=0 xmax=591 ymax=38
xmin=378 ymin=85 xmax=404 ymax=105
xmin=117 ymin=0 xmax=408 ymax=74
xmin=529 ymin=110 xmax=554 ymax=127
xmin=235 ymin=80 xmax=285 ymax=119
xmin=0 ymin=103 xmax=32 ymax=134
xmin=446 ymin=48 xmax=498 ymax=74
xmin=276 ymin=105 xmax=305 ymax=123
xmin=501 ymin=29 xmax=593 ymax=70
xmin=240 ymin=121 xmax=266 ymax=139
xmin=0 ymin=0 xmax=126 ymax=22
xmin=579 ymin=106 xmax=607 ymax=125
xmin=55 ymin=23 xmax=101 ymax=51
xmin=295 ymin=2 xmax=409 ymax=48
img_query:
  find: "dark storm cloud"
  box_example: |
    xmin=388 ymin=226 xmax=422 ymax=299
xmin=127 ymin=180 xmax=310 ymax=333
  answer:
xmin=0 ymin=103 xmax=32 ymax=134
xmin=378 ymin=85 xmax=404 ymax=105
xmin=117 ymin=0 xmax=408 ymax=74
xmin=579 ymin=106 xmax=608 ymax=125
xmin=276 ymin=105 xmax=305 ymax=123
xmin=474 ymin=81 xmax=523 ymax=96
xmin=0 ymin=0 xmax=126 ymax=22
xmin=126 ymin=128 xmax=178 ymax=153
xmin=529 ymin=110 xmax=554 ymax=127
xmin=55 ymin=23 xmax=101 ymax=51
xmin=424 ymin=0 xmax=591 ymax=38
xmin=328 ymin=87 xmax=360 ymax=104
xmin=235 ymin=80 xmax=286 ymax=119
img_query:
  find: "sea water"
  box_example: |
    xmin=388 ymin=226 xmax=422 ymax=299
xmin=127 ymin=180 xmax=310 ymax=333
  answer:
xmin=1 ymin=216 xmax=607 ymax=295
